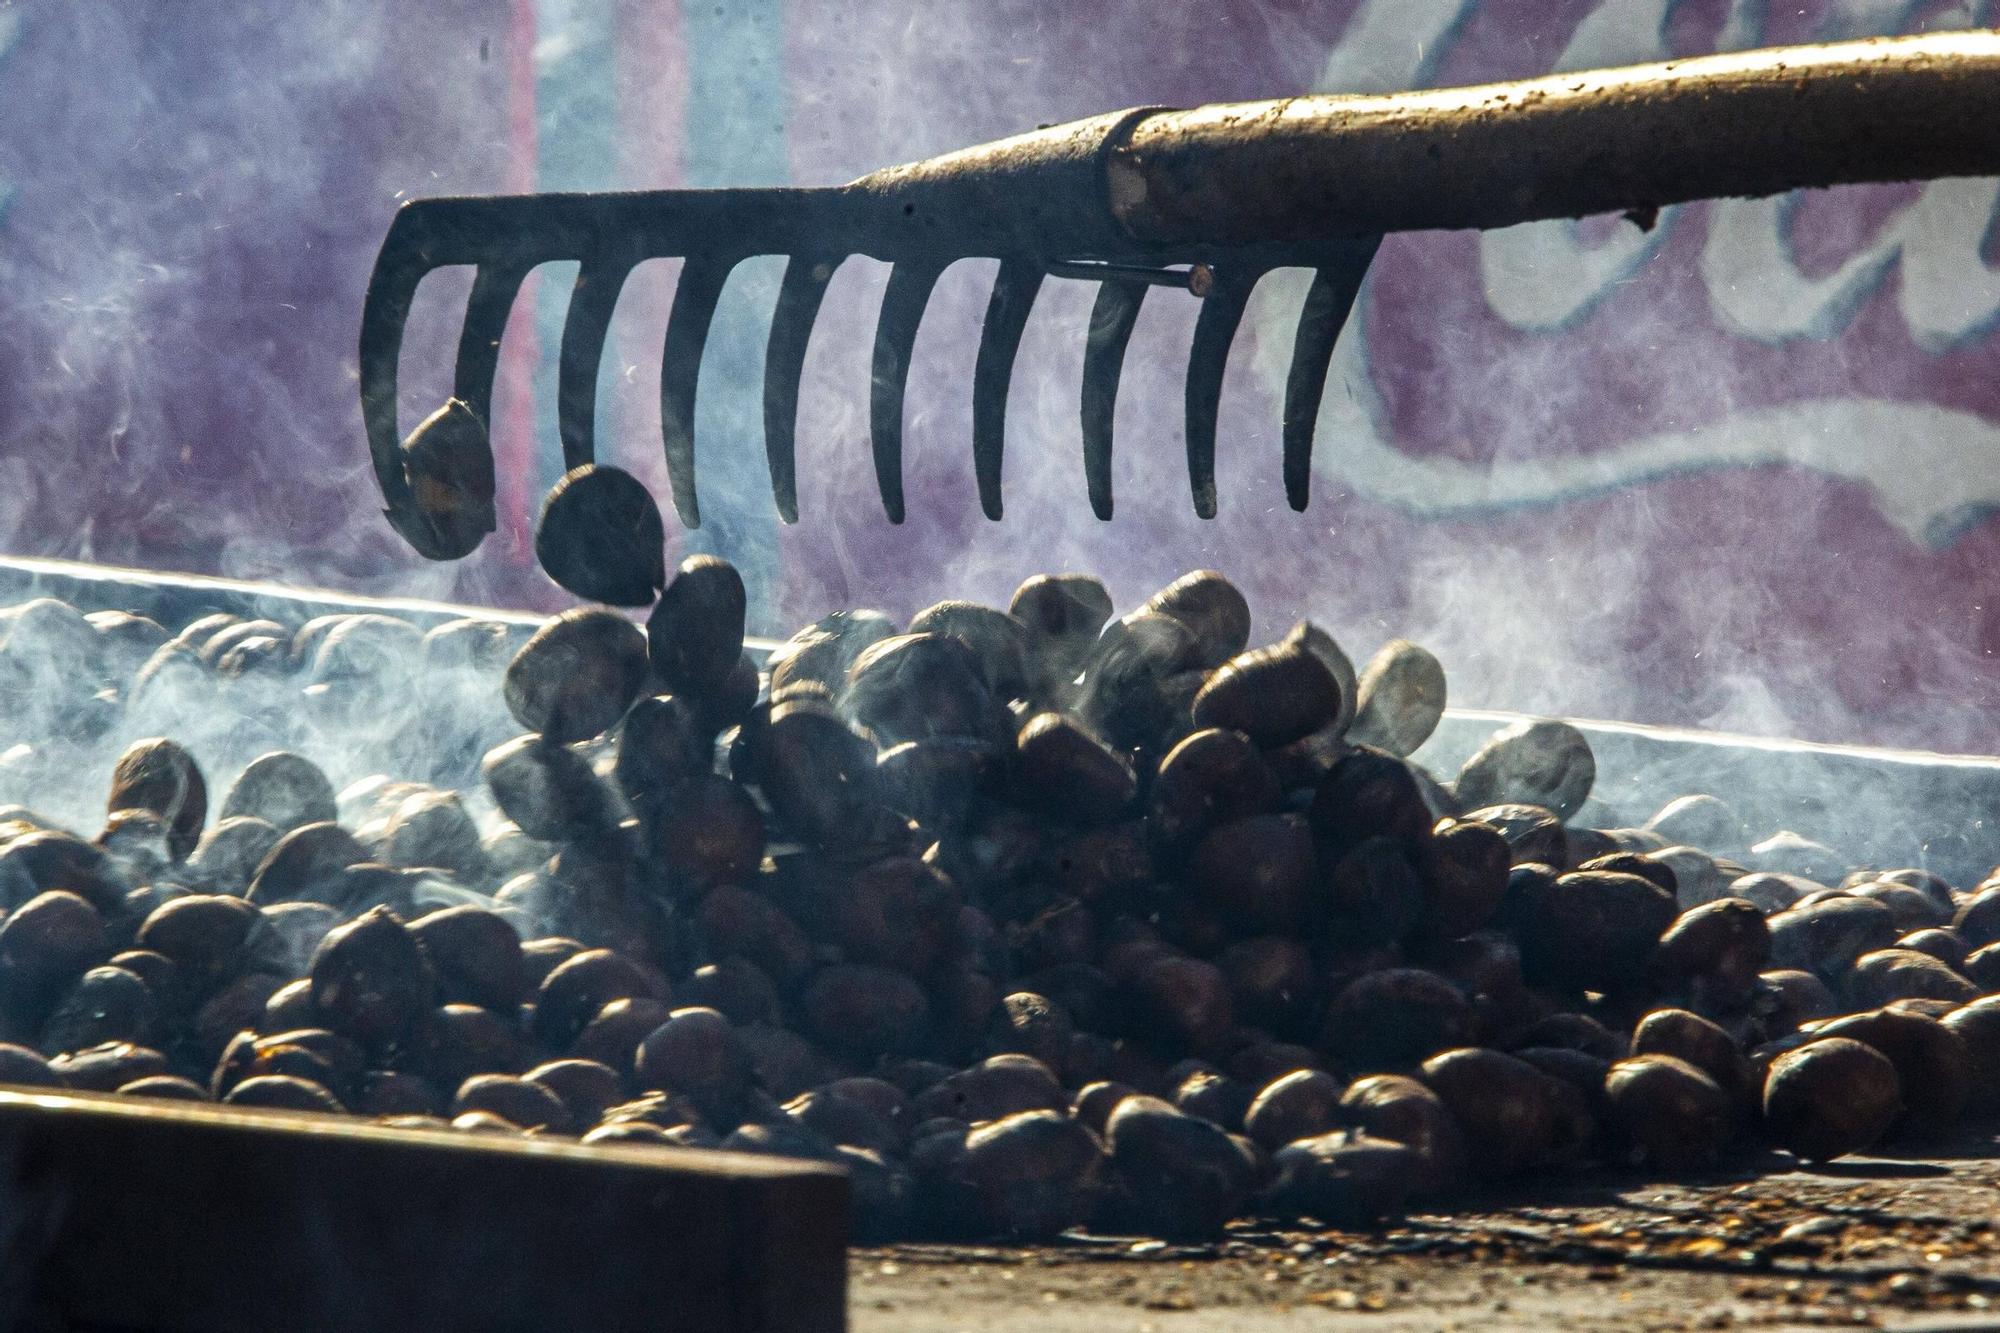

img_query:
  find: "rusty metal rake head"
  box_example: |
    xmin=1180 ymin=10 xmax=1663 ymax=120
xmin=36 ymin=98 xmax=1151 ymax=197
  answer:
xmin=360 ymin=31 xmax=2000 ymax=555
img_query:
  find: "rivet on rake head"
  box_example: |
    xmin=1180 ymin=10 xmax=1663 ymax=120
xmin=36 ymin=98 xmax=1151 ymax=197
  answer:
xmin=1045 ymin=259 xmax=1212 ymax=296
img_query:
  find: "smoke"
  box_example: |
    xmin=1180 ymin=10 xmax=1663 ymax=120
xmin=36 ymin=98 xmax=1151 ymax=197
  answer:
xmin=0 ymin=0 xmax=1995 ymax=766
xmin=0 ymin=1 xmax=529 ymax=606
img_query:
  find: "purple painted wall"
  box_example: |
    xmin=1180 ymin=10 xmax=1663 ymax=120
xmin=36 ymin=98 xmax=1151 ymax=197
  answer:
xmin=1 ymin=0 xmax=1995 ymax=752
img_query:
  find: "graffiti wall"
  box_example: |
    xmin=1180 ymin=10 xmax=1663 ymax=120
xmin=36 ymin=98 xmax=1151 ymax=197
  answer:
xmin=0 ymin=0 xmax=1995 ymax=751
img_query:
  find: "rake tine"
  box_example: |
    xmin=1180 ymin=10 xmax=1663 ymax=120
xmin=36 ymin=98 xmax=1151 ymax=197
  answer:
xmin=1282 ymin=237 xmax=1381 ymax=511
xmin=659 ymin=255 xmax=735 ymax=529
xmin=556 ymin=260 xmax=635 ymax=472
xmin=1080 ymin=278 xmax=1147 ymax=520
xmin=763 ymin=256 xmax=840 ymax=525
xmin=1184 ymin=269 xmax=1258 ymax=519
xmin=451 ymin=261 xmax=532 ymax=433
xmin=358 ymin=237 xmax=431 ymax=522
xmin=971 ymin=260 xmax=1044 ymax=521
xmin=869 ymin=261 xmax=944 ymax=523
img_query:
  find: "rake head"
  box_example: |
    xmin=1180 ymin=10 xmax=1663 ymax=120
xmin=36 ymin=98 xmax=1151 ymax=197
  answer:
xmin=359 ymin=32 xmax=2000 ymax=554
xmin=360 ymin=110 xmax=1379 ymax=544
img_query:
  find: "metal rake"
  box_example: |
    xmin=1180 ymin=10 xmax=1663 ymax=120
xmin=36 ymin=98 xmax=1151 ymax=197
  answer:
xmin=360 ymin=31 xmax=2000 ymax=554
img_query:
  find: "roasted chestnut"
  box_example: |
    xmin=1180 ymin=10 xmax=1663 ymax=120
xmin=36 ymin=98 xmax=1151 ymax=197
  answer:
xmin=1191 ymin=628 xmax=1342 ymax=750
xmin=647 ymin=556 xmax=747 ymax=696
xmin=533 ymin=464 xmax=667 ymax=606
xmin=503 ymin=609 xmax=649 ymax=744
xmin=1346 ymin=640 xmax=1446 ymax=758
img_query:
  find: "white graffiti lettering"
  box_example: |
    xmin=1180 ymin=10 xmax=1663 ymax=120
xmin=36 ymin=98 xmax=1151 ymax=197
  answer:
xmin=1296 ymin=292 xmax=2000 ymax=549
xmin=1704 ymin=182 xmax=2000 ymax=350
xmin=1281 ymin=0 xmax=2000 ymax=546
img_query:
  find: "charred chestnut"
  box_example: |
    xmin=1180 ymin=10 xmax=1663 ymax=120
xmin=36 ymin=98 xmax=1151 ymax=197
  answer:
xmin=647 ymin=556 xmax=747 ymax=696
xmin=1308 ymin=748 xmax=1433 ymax=859
xmin=635 ymin=1007 xmax=750 ymax=1115
xmin=1417 ymin=819 xmax=1511 ymax=939
xmin=642 ymin=773 xmax=766 ymax=894
xmin=749 ymin=698 xmax=877 ymax=846
xmin=451 ymin=1073 xmax=573 ymax=1133
xmin=1325 ymin=837 xmax=1428 ymax=947
xmin=397 ymin=399 xmax=496 ymax=560
xmin=189 ymin=816 xmax=282 ymax=891
xmin=1346 ymin=640 xmax=1446 ymax=758
xmin=1190 ymin=628 xmax=1342 ymax=750
xmin=1650 ymin=899 xmax=1770 ymax=1005
xmin=1337 ymin=1073 xmax=1467 ymax=1197
xmin=906 ymin=601 xmax=1031 ymax=703
xmin=843 ymin=633 xmax=1001 ymax=747
xmin=532 ymin=948 xmax=666 ymax=1051
xmin=52 ymin=1042 xmax=169 ymax=1092
xmin=1847 ymin=948 xmax=1978 ymax=1008
xmin=983 ymin=992 xmax=1072 ymax=1076
xmin=1100 ymin=1094 xmax=1257 ymax=1239
xmin=1465 ymin=804 xmax=1568 ymax=869
xmin=1143 ymin=570 xmax=1251 ymax=669
xmin=308 ymin=906 xmax=437 ymax=1050
xmin=700 ymin=886 xmax=812 ymax=990
xmin=1897 ymin=928 xmax=1970 ymax=971
xmin=1419 ymin=1048 xmax=1556 ymax=1179
xmin=1321 ymin=969 xmax=1472 ymax=1073
xmin=1125 ymin=954 xmax=1234 ymax=1058
xmin=245 ymin=822 xmax=367 ymax=906
xmin=1813 ymin=1007 xmax=1970 ymax=1140
xmin=526 ymin=1058 xmax=623 ymax=1125
xmin=225 ymin=1073 xmax=346 ymax=1114
xmin=481 ymin=735 xmax=616 ymax=843
xmin=1147 ymin=727 xmax=1282 ymax=857
xmin=1767 ymin=897 xmax=1901 ymax=983
xmin=1187 ymin=814 xmax=1316 ymax=935
xmin=1243 ymin=1068 xmax=1343 ymax=1149
xmin=219 ymin=753 xmax=338 ymax=836
xmin=1762 ymin=1036 xmax=1902 ymax=1162
xmin=614 ymin=694 xmax=711 ymax=815
xmin=571 ymin=997 xmax=673 ymax=1074
xmin=107 ymin=738 xmax=206 ymax=862
xmin=1603 ymin=1054 xmax=1732 ymax=1169
xmin=382 ymin=791 xmax=491 ymax=887
xmin=408 ymin=906 xmax=525 ymax=1013
xmin=1075 ymin=613 xmax=1200 ymax=753
xmin=503 ymin=609 xmax=649 ymax=745
xmin=0 ymin=891 xmax=108 ymax=1022
xmin=0 ymin=831 xmax=124 ymax=915
xmin=1511 ymin=870 xmax=1677 ymax=996
xmin=1264 ymin=1130 xmax=1416 ymax=1227
xmin=956 ymin=1108 xmax=1103 ymax=1239
xmin=1453 ymin=719 xmax=1595 ymax=820
xmin=874 ymin=738 xmax=1004 ymax=831
xmin=1630 ymin=1008 xmax=1752 ymax=1110
xmin=41 ymin=965 xmax=157 ymax=1055
xmin=766 ymin=610 xmax=898 ymax=695
xmin=802 ymin=964 xmax=930 ymax=1059
xmin=1009 ymin=574 xmax=1112 ymax=701
xmin=533 ymin=464 xmax=667 ymax=606
xmin=1013 ymin=714 xmax=1135 ymax=826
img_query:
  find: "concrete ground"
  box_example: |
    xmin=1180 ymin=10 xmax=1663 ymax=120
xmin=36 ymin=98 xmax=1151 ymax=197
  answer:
xmin=852 ymin=1132 xmax=2000 ymax=1332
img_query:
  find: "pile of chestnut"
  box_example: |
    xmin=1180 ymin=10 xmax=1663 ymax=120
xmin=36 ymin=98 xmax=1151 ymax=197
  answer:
xmin=0 ymin=481 xmax=1996 ymax=1242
